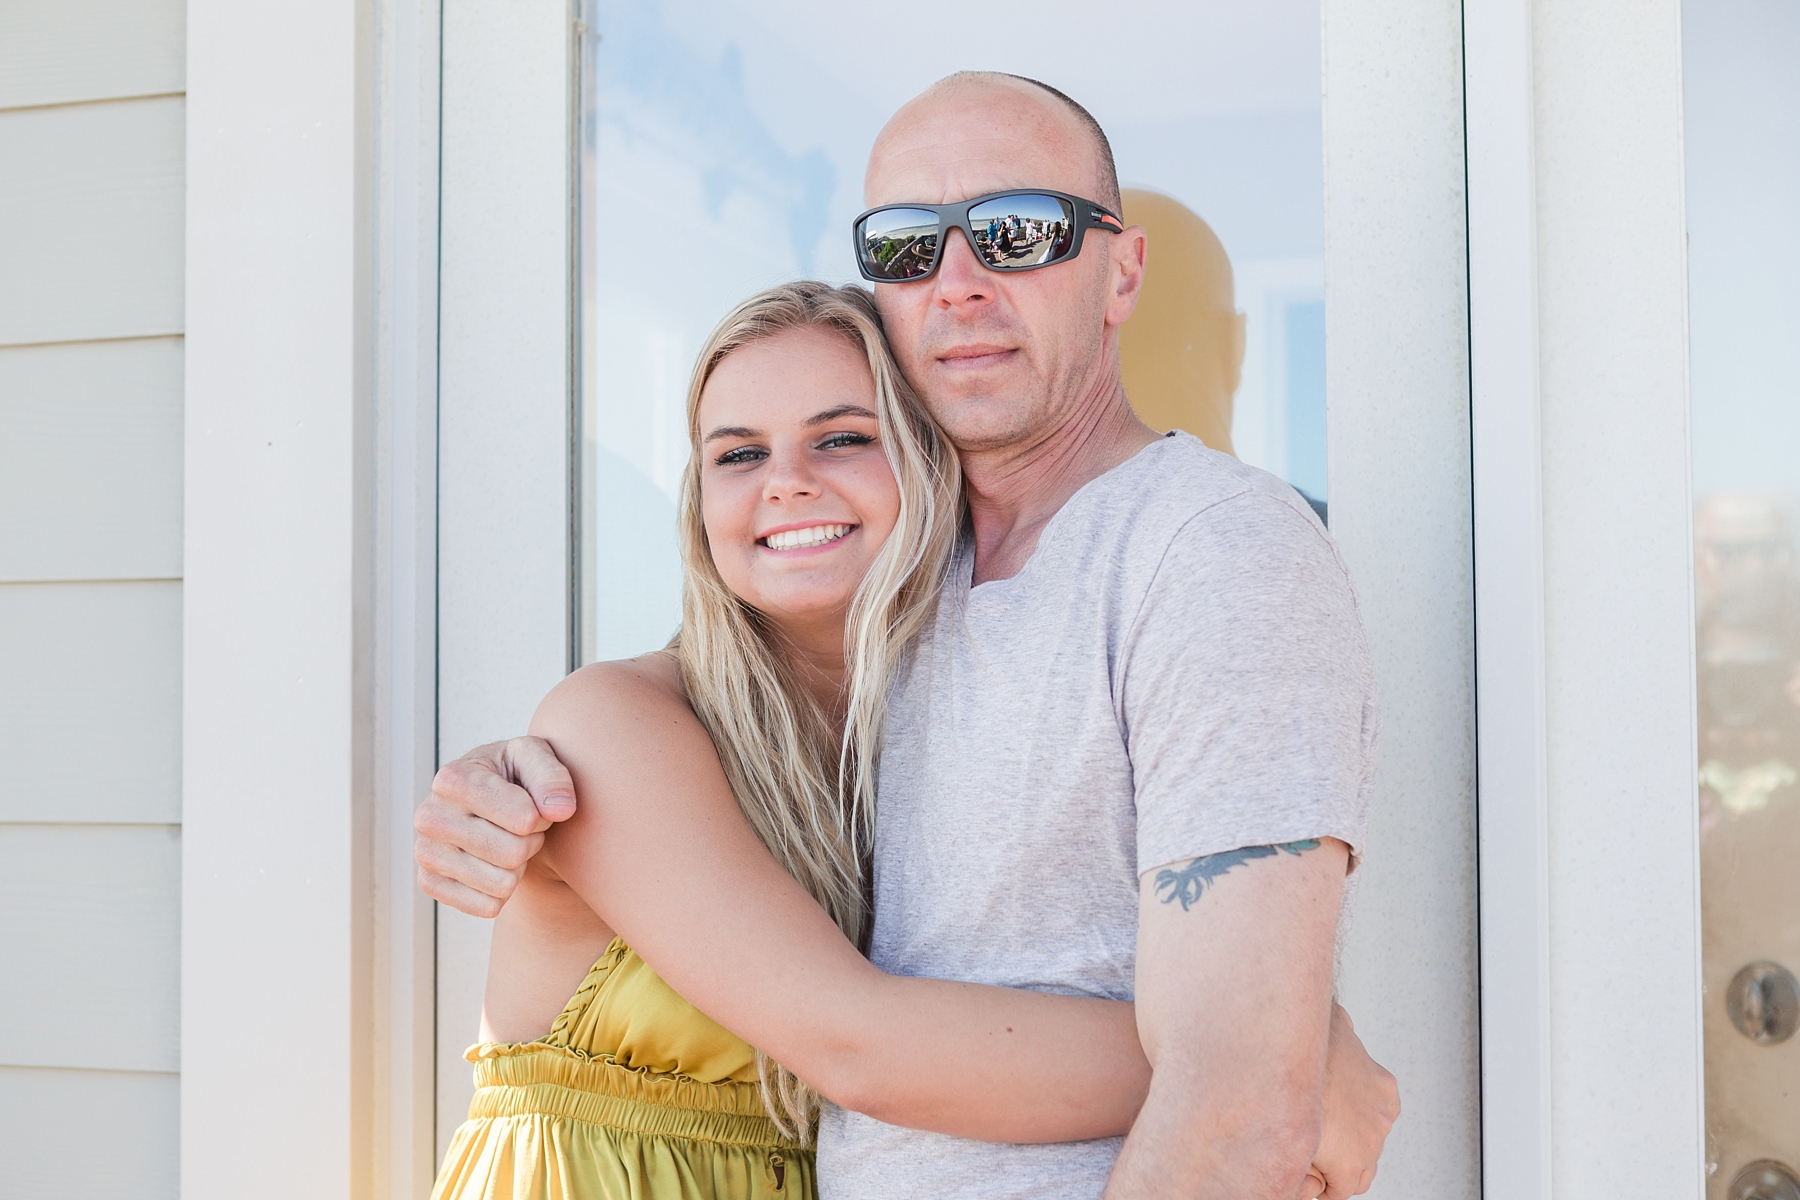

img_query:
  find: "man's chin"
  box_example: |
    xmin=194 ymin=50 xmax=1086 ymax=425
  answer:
xmin=924 ymin=392 xmax=1040 ymax=454
xmin=922 ymin=363 xmax=1024 ymax=405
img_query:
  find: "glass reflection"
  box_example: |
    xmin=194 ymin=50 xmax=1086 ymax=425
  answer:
xmin=579 ymin=0 xmax=1330 ymax=664
xmin=858 ymin=208 xmax=940 ymax=281
xmin=967 ymin=194 xmax=1074 ymax=268
xmin=1683 ymin=0 xmax=1800 ymax=1192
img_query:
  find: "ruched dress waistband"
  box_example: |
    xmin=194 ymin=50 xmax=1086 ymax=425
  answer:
xmin=465 ymin=1041 xmax=804 ymax=1151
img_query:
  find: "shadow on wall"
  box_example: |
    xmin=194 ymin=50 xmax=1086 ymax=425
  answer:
xmin=1119 ymin=188 xmax=1246 ymax=459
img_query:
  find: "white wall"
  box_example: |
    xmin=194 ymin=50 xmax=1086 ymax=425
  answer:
xmin=0 ymin=2 xmax=187 ymax=1196
xmin=1324 ymin=1 xmax=1482 ymax=1194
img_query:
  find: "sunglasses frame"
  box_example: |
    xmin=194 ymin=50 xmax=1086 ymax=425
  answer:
xmin=852 ymin=188 xmax=1125 ymax=283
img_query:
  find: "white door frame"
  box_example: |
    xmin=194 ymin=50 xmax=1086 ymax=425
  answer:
xmin=432 ymin=0 xmax=1490 ymax=1187
xmin=427 ymin=2 xmax=1709 ymax=1194
xmin=431 ymin=1 xmax=1489 ymax=1189
xmin=1465 ymin=0 xmax=1555 ymax=1191
xmin=434 ymin=0 xmax=579 ymax=1158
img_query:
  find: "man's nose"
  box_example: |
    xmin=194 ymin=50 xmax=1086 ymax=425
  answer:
xmin=931 ymin=227 xmax=991 ymax=308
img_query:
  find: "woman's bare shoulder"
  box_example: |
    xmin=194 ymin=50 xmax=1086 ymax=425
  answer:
xmin=533 ymin=650 xmax=690 ymax=728
xmin=532 ymin=649 xmax=740 ymax=877
xmin=529 ymin=648 xmax=721 ymax=793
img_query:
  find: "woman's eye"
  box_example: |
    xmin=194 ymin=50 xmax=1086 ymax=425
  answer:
xmin=818 ymin=432 xmax=875 ymax=451
xmin=714 ymin=446 xmax=766 ymax=466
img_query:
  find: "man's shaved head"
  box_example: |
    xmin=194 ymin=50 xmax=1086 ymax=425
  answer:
xmin=939 ymin=71 xmax=1120 ymax=210
xmin=866 ymin=72 xmax=1121 ymax=213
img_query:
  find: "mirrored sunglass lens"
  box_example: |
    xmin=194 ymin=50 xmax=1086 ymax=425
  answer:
xmin=858 ymin=208 xmax=940 ymax=280
xmin=967 ymin=194 xmax=1077 ymax=269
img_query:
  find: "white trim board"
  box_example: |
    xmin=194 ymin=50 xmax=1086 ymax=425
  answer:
xmin=370 ymin=0 xmax=444 ymax=1192
xmin=1464 ymin=0 xmax=1554 ymax=1194
xmin=1464 ymin=0 xmax=1705 ymax=1193
xmin=434 ymin=0 xmax=577 ymax=1161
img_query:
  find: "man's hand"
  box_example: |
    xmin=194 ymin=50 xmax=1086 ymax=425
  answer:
xmin=413 ymin=736 xmax=577 ymax=917
xmin=1308 ymin=1005 xmax=1400 ymax=1198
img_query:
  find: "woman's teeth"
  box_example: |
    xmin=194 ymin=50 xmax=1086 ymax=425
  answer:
xmin=763 ymin=524 xmax=853 ymax=551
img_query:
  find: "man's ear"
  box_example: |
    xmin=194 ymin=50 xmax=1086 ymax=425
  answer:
xmin=1106 ymin=224 xmax=1148 ymax=328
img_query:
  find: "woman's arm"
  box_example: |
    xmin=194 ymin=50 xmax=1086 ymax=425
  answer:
xmin=532 ymin=656 xmax=1151 ymax=1144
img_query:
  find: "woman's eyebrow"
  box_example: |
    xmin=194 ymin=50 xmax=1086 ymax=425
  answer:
xmin=702 ymin=424 xmax=759 ymax=443
xmin=804 ymin=404 xmax=878 ymax=426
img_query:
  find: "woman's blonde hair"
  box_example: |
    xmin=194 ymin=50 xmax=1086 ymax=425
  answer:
xmin=672 ymin=281 xmax=961 ymax=1138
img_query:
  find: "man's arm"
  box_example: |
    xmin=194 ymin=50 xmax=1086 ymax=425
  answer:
xmin=414 ymin=736 xmax=577 ymax=917
xmin=1105 ymin=838 xmax=1348 ymax=1200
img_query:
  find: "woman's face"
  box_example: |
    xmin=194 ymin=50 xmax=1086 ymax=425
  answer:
xmin=698 ymin=326 xmax=901 ymax=635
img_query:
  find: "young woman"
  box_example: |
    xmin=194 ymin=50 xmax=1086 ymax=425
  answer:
xmin=429 ymin=282 xmax=1154 ymax=1200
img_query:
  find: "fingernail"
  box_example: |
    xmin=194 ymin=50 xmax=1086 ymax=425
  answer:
xmin=541 ymin=793 xmax=576 ymax=814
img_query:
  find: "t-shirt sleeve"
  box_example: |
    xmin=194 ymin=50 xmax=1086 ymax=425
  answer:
xmin=1119 ymin=492 xmax=1377 ymax=876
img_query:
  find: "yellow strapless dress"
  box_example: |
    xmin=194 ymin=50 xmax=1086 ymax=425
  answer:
xmin=432 ymin=938 xmax=814 ymax=1200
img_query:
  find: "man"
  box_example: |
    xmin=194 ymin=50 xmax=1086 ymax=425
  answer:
xmin=417 ymin=72 xmax=1397 ymax=1199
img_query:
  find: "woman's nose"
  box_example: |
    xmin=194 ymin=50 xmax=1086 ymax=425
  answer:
xmin=762 ymin=447 xmax=821 ymax=504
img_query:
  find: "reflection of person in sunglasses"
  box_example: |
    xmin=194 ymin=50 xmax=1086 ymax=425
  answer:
xmin=896 ymin=237 xmax=934 ymax=276
xmin=419 ymin=72 xmax=1398 ymax=1200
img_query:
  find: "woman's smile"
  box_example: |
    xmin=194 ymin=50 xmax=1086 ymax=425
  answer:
xmin=758 ymin=522 xmax=859 ymax=552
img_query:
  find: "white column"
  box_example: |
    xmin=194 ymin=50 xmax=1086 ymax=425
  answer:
xmin=184 ymin=1 xmax=440 ymax=1195
xmin=184 ymin=0 xmax=375 ymax=1193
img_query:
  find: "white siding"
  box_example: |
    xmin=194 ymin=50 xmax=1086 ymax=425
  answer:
xmin=0 ymin=824 xmax=181 ymax=1072
xmin=0 ymin=1067 xmax=179 ymax=1200
xmin=0 ymin=97 xmax=186 ymax=345
xmin=0 ymin=338 xmax=184 ymax=581
xmin=0 ymin=582 xmax=181 ymax=824
xmin=0 ymin=2 xmax=186 ymax=1196
xmin=0 ymin=0 xmax=185 ymax=110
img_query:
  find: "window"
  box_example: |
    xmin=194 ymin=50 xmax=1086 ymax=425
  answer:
xmin=576 ymin=0 xmax=1331 ymax=662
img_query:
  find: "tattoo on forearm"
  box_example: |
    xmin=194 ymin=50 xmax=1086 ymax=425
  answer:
xmin=1153 ymin=840 xmax=1322 ymax=911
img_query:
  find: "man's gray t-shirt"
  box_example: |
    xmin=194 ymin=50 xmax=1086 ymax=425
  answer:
xmin=815 ymin=434 xmax=1379 ymax=1199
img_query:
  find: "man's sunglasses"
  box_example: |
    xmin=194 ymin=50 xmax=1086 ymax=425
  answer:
xmin=853 ymin=189 xmax=1124 ymax=283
